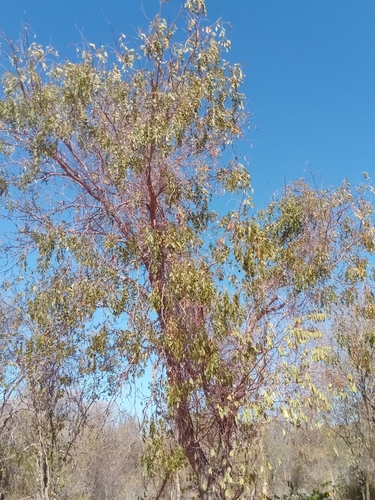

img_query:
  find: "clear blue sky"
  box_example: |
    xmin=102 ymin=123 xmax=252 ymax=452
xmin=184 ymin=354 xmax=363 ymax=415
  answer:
xmin=1 ymin=0 xmax=374 ymax=207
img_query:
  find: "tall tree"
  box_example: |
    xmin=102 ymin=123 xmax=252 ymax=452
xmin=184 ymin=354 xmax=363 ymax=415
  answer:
xmin=1 ymin=1 xmax=375 ymax=497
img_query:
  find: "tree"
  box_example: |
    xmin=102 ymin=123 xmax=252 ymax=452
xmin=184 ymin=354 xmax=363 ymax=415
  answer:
xmin=20 ymin=319 xmax=103 ymax=500
xmin=328 ymin=311 xmax=375 ymax=500
xmin=262 ymin=418 xmax=348 ymax=498
xmin=0 ymin=301 xmax=25 ymax=497
xmin=71 ymin=411 xmax=145 ymax=500
xmin=1 ymin=1 xmax=375 ymax=498
xmin=0 ymin=291 xmax=112 ymax=500
xmin=0 ymin=272 xmax=119 ymax=499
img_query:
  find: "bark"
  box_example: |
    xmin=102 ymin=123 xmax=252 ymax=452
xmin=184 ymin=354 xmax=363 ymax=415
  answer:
xmin=175 ymin=472 xmax=181 ymax=500
xmin=365 ymin=469 xmax=371 ymax=500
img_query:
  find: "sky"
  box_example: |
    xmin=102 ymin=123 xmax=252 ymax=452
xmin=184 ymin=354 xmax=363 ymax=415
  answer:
xmin=1 ymin=0 xmax=375 ymax=208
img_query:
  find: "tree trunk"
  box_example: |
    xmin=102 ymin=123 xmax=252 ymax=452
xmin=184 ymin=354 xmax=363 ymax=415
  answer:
xmin=36 ymin=453 xmax=50 ymax=500
xmin=365 ymin=468 xmax=371 ymax=500
xmin=259 ymin=426 xmax=268 ymax=499
xmin=174 ymin=473 xmax=181 ymax=500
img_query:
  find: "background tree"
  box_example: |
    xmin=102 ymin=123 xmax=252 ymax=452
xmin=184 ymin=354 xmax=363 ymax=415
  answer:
xmin=0 ymin=301 xmax=25 ymax=497
xmin=1 ymin=1 xmax=375 ymax=498
xmin=18 ymin=318 xmax=100 ymax=500
xmin=64 ymin=409 xmax=145 ymax=500
xmin=0 ymin=284 xmax=117 ymax=499
xmin=327 ymin=311 xmax=375 ymax=500
xmin=0 ymin=402 xmax=145 ymax=500
xmin=262 ymin=419 xmax=347 ymax=498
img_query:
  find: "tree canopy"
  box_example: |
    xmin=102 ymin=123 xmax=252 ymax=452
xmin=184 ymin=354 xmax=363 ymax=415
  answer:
xmin=1 ymin=1 xmax=375 ymax=499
